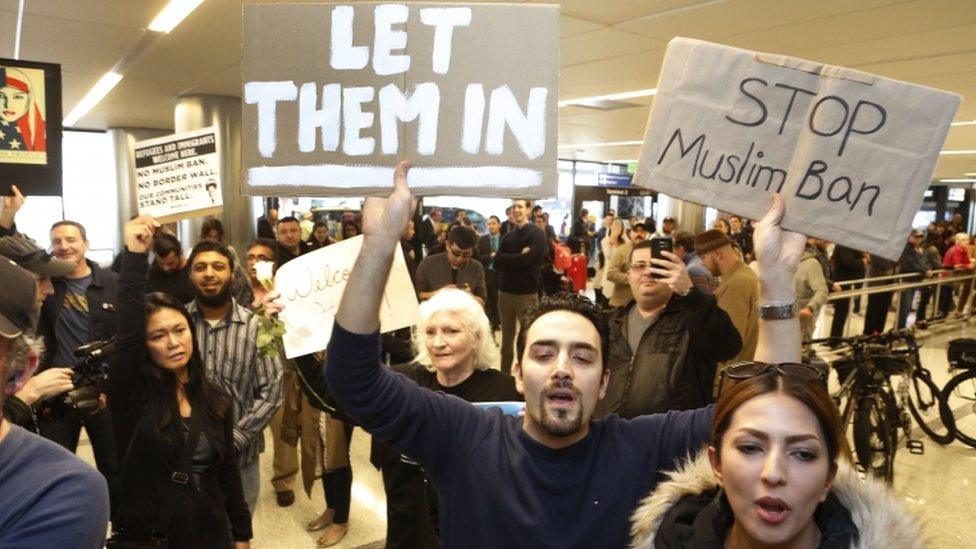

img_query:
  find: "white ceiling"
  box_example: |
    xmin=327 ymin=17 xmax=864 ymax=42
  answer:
xmin=1 ymin=0 xmax=974 ymax=178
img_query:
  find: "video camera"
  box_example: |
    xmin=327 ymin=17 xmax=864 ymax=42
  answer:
xmin=36 ymin=338 xmax=114 ymax=421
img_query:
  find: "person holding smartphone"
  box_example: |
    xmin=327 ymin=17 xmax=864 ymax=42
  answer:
xmin=594 ymin=239 xmax=742 ymax=420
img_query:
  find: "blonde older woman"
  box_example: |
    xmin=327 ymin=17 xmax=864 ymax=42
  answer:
xmin=376 ymin=288 xmax=521 ymax=547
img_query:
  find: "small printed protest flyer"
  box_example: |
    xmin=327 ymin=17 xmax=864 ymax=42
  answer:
xmin=134 ymin=126 xmax=222 ymax=223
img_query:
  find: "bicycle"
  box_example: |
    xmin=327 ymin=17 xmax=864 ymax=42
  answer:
xmin=942 ymin=338 xmax=976 ymax=448
xmin=883 ymin=327 xmax=953 ymax=446
xmin=807 ymin=327 xmax=950 ymax=483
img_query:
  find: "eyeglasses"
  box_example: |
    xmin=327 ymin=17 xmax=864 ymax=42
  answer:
xmin=447 ymin=246 xmax=473 ymax=260
xmin=628 ymin=262 xmax=653 ymax=273
xmin=718 ymin=361 xmax=826 ymax=394
xmin=247 ymin=254 xmax=273 ymax=262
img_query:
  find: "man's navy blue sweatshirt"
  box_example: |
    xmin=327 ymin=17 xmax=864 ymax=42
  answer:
xmin=325 ymin=323 xmax=712 ymax=548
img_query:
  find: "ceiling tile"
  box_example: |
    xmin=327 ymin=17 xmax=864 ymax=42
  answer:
xmin=561 ymin=27 xmax=664 ymax=67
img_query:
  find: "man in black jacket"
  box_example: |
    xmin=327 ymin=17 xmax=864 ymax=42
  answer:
xmin=475 ymin=215 xmax=503 ymax=330
xmin=829 ymin=244 xmax=866 ymax=338
xmin=594 ymin=240 xmax=741 ymax=419
xmin=494 ymin=199 xmax=547 ymax=373
xmin=896 ymin=230 xmax=929 ymax=329
xmin=38 ymin=220 xmax=121 ymax=513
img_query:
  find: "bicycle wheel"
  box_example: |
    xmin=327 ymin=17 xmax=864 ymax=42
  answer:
xmin=853 ymin=394 xmax=895 ymax=484
xmin=907 ymin=369 xmax=954 ymax=445
xmin=942 ymin=369 xmax=976 ymax=449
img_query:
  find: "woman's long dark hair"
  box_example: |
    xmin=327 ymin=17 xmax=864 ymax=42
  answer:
xmin=142 ymin=292 xmax=230 ymax=442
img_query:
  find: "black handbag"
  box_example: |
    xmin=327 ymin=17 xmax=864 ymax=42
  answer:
xmin=106 ymin=410 xmax=204 ymax=548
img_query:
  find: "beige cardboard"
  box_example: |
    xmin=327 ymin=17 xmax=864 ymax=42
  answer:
xmin=134 ymin=126 xmax=223 ymax=224
xmin=634 ymin=38 xmax=960 ymax=261
xmin=275 ymin=235 xmax=420 ymax=358
xmin=242 ymin=3 xmax=559 ymax=198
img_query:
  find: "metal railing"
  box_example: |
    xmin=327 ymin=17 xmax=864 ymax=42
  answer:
xmin=823 ymin=269 xmax=976 ymax=338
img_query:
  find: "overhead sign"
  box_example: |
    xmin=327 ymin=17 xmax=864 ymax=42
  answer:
xmin=242 ymin=3 xmax=559 ymax=198
xmin=597 ymin=172 xmax=633 ymax=187
xmin=274 ymin=235 xmax=420 ymax=358
xmin=133 ymin=126 xmax=222 ymax=224
xmin=0 ymin=58 xmax=62 ymax=196
xmin=634 ymin=38 xmax=960 ymax=260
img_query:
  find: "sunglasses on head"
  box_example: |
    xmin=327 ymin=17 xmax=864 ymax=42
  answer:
xmin=718 ymin=361 xmax=826 ymax=393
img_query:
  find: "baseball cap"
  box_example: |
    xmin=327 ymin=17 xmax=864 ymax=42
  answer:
xmin=0 ymin=235 xmax=74 ymax=277
xmin=0 ymin=257 xmax=36 ymax=338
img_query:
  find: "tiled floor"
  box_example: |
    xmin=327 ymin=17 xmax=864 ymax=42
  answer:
xmin=74 ymin=302 xmax=975 ymax=547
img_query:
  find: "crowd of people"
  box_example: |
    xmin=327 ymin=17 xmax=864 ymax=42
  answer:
xmin=0 ymin=168 xmax=929 ymax=548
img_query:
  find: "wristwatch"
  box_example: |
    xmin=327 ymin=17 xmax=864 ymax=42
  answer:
xmin=758 ymin=302 xmax=797 ymax=320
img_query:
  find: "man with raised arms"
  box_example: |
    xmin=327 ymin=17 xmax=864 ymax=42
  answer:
xmin=322 ymin=161 xmax=805 ymax=547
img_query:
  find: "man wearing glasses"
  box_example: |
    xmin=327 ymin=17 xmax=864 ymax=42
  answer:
xmin=595 ymin=239 xmax=742 ymax=420
xmin=416 ymin=224 xmax=486 ymax=306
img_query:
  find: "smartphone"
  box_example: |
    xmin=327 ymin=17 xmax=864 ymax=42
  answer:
xmin=650 ymin=236 xmax=673 ymax=280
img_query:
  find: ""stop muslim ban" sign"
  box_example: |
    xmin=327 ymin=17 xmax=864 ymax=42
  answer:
xmin=242 ymin=3 xmax=558 ymax=198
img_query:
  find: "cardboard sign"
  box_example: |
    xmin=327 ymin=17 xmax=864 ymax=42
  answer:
xmin=133 ymin=127 xmax=222 ymax=223
xmin=242 ymin=3 xmax=558 ymax=198
xmin=634 ymin=38 xmax=960 ymax=260
xmin=0 ymin=58 xmax=62 ymax=196
xmin=275 ymin=235 xmax=420 ymax=358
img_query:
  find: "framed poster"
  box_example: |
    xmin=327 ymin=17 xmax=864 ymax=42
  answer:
xmin=0 ymin=58 xmax=62 ymax=196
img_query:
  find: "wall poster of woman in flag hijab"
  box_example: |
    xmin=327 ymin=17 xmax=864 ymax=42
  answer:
xmin=0 ymin=59 xmax=62 ymax=196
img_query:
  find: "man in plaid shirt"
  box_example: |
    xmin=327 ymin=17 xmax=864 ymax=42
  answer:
xmin=185 ymin=239 xmax=283 ymax=514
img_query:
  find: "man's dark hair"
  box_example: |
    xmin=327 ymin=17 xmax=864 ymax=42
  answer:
xmin=153 ymin=232 xmax=182 ymax=258
xmin=629 ymin=239 xmax=655 ymax=262
xmin=532 ymin=205 xmax=543 ymax=213
xmin=672 ymin=231 xmax=695 ymax=253
xmin=447 ymin=225 xmax=478 ymax=249
xmin=514 ymin=199 xmax=531 ymax=208
xmin=516 ymin=293 xmax=610 ymax=371
xmin=50 ymin=220 xmax=87 ymax=241
xmin=489 ymin=215 xmax=500 ymax=223
xmin=580 ymin=208 xmax=589 ymax=217
xmin=505 ymin=206 xmax=512 ymax=214
xmin=188 ymin=240 xmax=235 ymax=271
xmin=247 ymin=238 xmax=278 ymax=262
xmin=277 ymin=216 xmax=300 ymax=227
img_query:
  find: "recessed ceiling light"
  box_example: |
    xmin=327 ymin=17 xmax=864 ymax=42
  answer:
xmin=559 ymin=89 xmax=657 ymax=108
xmin=940 ymin=178 xmax=976 ymax=183
xmin=63 ymin=72 xmax=123 ymax=127
xmin=941 ymin=150 xmax=976 ymax=155
xmin=148 ymin=0 xmax=205 ymax=33
xmin=950 ymin=120 xmax=976 ymax=127
xmin=558 ymin=140 xmax=643 ymax=148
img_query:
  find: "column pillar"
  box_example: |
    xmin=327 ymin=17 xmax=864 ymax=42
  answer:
xmin=659 ymin=194 xmax=704 ymax=234
xmin=173 ymin=95 xmax=252 ymax=256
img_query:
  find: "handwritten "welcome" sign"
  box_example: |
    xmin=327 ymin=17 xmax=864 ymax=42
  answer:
xmin=274 ymin=235 xmax=419 ymax=358
xmin=635 ymin=38 xmax=960 ymax=260
xmin=242 ymin=3 xmax=558 ymax=198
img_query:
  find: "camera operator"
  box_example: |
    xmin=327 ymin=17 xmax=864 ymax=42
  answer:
xmin=0 ymin=236 xmax=74 ymax=432
xmin=0 ymin=256 xmax=109 ymax=547
xmin=35 ymin=220 xmax=121 ymax=513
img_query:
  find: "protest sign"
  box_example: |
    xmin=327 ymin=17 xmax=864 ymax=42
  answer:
xmin=634 ymin=38 xmax=960 ymax=260
xmin=133 ymin=126 xmax=222 ymax=223
xmin=0 ymin=58 xmax=62 ymax=196
xmin=242 ymin=3 xmax=558 ymax=198
xmin=274 ymin=235 xmax=420 ymax=358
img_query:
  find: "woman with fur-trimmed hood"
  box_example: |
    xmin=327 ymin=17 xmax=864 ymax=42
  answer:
xmin=629 ymin=362 xmax=924 ymax=549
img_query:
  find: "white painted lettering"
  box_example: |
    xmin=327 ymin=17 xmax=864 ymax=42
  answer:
xmin=244 ymin=81 xmax=298 ymax=158
xmin=419 ymin=7 xmax=472 ymax=74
